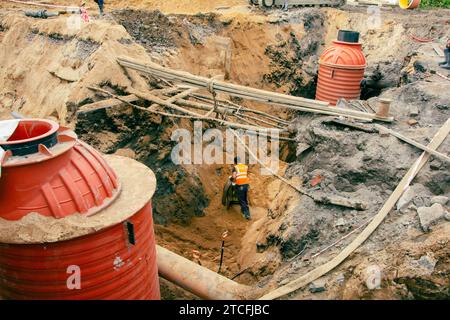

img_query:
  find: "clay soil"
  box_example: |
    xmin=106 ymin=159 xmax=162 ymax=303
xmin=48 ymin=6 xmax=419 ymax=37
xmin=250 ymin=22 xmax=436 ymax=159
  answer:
xmin=0 ymin=1 xmax=449 ymax=300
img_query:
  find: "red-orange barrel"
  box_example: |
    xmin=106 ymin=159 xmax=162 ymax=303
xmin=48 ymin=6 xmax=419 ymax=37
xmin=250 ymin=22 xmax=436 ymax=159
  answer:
xmin=0 ymin=119 xmax=160 ymax=300
xmin=316 ymin=30 xmax=366 ymax=105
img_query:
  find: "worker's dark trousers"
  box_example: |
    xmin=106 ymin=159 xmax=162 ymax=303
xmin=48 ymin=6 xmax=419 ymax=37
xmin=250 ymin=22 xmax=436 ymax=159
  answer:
xmin=236 ymin=184 xmax=250 ymax=218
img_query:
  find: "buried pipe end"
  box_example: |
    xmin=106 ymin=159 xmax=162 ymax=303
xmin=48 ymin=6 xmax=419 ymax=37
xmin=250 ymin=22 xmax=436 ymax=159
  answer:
xmin=156 ymin=245 xmax=264 ymax=300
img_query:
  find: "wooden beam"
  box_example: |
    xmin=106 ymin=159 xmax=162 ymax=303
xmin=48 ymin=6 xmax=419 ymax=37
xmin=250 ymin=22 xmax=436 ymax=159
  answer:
xmin=77 ymin=87 xmax=182 ymax=115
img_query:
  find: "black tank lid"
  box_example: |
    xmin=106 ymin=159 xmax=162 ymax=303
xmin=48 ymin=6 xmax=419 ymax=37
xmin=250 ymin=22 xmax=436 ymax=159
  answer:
xmin=337 ymin=30 xmax=360 ymax=43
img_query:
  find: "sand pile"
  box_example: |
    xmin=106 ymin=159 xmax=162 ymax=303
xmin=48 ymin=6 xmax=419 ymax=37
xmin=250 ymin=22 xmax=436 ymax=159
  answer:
xmin=0 ymin=12 xmax=151 ymax=123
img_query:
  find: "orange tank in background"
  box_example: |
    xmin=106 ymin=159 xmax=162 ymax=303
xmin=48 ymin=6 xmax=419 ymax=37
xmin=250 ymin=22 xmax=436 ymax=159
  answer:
xmin=316 ymin=30 xmax=367 ymax=106
xmin=0 ymin=119 xmax=160 ymax=300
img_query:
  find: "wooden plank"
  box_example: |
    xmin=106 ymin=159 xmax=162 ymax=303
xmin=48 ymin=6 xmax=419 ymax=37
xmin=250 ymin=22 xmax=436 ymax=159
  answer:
xmin=77 ymin=87 xmax=183 ymax=115
xmin=77 ymin=95 xmax=138 ymax=114
xmin=117 ymin=57 xmax=394 ymax=122
xmin=231 ymin=130 xmax=368 ymax=211
xmin=328 ymin=118 xmax=377 ymax=133
xmin=259 ymin=117 xmax=450 ymax=300
xmin=432 ymin=43 xmax=444 ymax=57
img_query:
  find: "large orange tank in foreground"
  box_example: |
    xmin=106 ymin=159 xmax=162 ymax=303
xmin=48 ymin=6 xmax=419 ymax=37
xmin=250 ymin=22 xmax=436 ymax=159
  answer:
xmin=0 ymin=119 xmax=160 ymax=300
xmin=316 ymin=30 xmax=367 ymax=105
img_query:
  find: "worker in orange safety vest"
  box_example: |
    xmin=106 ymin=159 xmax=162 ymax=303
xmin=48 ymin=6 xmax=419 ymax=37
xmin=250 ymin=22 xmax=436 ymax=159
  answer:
xmin=231 ymin=156 xmax=251 ymax=220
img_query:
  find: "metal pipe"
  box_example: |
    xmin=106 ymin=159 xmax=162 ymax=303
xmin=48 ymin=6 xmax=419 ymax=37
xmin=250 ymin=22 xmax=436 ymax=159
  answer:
xmin=156 ymin=245 xmax=256 ymax=300
xmin=25 ymin=10 xmax=60 ymax=19
xmin=7 ymin=0 xmax=80 ymax=10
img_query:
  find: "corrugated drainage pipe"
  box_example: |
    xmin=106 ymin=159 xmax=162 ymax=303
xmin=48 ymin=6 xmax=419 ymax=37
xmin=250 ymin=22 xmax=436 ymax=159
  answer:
xmin=157 ymin=245 xmax=258 ymax=300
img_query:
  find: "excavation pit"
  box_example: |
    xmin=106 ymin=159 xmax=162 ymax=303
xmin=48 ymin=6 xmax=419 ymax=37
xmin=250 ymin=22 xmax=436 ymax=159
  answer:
xmin=0 ymin=1 xmax=449 ymax=300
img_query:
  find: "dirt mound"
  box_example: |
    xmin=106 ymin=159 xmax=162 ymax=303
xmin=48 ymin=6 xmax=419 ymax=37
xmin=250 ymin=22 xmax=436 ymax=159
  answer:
xmin=111 ymin=10 xmax=178 ymax=53
xmin=1 ymin=0 xmax=249 ymax=15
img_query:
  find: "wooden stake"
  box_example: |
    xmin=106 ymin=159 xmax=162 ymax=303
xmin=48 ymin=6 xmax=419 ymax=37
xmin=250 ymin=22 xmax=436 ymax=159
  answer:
xmin=77 ymin=95 xmax=139 ymax=114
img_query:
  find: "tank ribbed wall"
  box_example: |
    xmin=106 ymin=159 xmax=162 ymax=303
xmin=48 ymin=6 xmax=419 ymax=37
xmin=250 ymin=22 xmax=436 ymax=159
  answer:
xmin=0 ymin=142 xmax=120 ymax=220
xmin=316 ymin=66 xmax=365 ymax=105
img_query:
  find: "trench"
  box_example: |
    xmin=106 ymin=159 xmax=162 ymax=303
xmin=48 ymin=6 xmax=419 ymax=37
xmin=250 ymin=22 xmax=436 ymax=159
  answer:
xmin=76 ymin=8 xmax=331 ymax=298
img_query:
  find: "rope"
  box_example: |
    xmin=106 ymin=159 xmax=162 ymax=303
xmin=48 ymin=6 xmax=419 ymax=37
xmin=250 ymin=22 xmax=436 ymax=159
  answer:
xmin=206 ymin=79 xmax=222 ymax=119
xmin=207 ymin=79 xmax=216 ymax=95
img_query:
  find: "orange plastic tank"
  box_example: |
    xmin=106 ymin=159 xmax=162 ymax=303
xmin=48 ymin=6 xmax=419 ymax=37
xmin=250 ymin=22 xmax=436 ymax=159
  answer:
xmin=399 ymin=0 xmax=421 ymax=9
xmin=0 ymin=119 xmax=160 ymax=300
xmin=316 ymin=30 xmax=367 ymax=105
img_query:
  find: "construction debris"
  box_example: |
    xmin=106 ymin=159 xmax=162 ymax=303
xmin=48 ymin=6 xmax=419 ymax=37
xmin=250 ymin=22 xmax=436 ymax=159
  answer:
xmin=309 ymin=279 xmax=326 ymax=293
xmin=259 ymin=118 xmax=450 ymax=300
xmin=24 ymin=10 xmax=59 ymax=19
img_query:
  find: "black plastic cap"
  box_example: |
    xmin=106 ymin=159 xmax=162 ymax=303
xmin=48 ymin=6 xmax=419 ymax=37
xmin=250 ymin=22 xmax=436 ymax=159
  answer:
xmin=1 ymin=132 xmax=58 ymax=156
xmin=337 ymin=30 xmax=360 ymax=43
